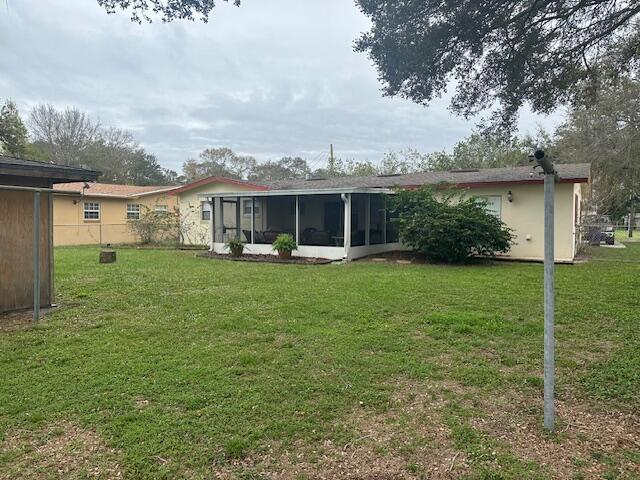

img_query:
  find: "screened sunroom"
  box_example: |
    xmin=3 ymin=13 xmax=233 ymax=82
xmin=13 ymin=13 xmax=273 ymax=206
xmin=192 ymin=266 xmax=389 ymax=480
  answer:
xmin=199 ymin=188 xmax=400 ymax=260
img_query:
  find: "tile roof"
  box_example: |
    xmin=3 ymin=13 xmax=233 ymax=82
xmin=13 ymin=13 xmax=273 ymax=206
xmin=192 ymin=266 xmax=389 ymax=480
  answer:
xmin=0 ymin=154 xmax=99 ymax=182
xmin=54 ymin=182 xmax=179 ymax=198
xmin=260 ymin=163 xmax=591 ymax=191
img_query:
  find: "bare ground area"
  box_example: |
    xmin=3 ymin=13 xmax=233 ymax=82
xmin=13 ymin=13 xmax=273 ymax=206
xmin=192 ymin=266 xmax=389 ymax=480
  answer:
xmin=214 ymin=380 xmax=639 ymax=480
xmin=0 ymin=423 xmax=123 ymax=480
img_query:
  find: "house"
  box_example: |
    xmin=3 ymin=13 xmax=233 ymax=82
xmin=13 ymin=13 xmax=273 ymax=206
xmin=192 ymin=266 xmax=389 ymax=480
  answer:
xmin=52 ymin=182 xmax=179 ymax=246
xmin=181 ymin=163 xmax=590 ymax=262
xmin=0 ymin=155 xmax=98 ymax=313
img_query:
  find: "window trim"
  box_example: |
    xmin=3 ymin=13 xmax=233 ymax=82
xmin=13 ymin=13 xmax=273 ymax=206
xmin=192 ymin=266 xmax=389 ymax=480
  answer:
xmin=243 ymin=199 xmax=260 ymax=216
xmin=126 ymin=203 xmax=141 ymax=220
xmin=477 ymin=195 xmax=502 ymax=219
xmin=201 ymin=201 xmax=212 ymax=221
xmin=83 ymin=201 xmax=100 ymax=221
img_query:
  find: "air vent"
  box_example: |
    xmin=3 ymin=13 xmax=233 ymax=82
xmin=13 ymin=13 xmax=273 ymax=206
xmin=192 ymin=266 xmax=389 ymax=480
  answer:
xmin=449 ymin=168 xmax=480 ymax=173
xmin=377 ymin=173 xmax=402 ymax=177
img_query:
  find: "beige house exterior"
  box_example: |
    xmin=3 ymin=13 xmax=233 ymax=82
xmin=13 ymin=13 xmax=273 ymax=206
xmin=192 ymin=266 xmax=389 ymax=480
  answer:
xmin=53 ymin=183 xmax=179 ymax=246
xmin=174 ymin=164 xmax=590 ymax=262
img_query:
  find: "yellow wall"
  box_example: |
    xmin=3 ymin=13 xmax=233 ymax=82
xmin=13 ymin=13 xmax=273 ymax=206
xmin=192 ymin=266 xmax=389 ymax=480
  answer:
xmin=53 ymin=192 xmax=178 ymax=246
xmin=466 ymin=182 xmax=579 ymax=262
xmin=177 ymin=180 xmax=584 ymax=261
xmin=177 ymin=183 xmax=256 ymax=245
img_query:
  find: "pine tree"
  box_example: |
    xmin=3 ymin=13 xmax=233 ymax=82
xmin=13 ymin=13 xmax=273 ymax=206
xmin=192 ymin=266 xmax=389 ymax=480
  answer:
xmin=0 ymin=100 xmax=28 ymax=156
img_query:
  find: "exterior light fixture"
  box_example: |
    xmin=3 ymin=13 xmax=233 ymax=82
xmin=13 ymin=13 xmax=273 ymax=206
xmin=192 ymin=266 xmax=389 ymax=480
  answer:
xmin=507 ymin=190 xmax=513 ymax=203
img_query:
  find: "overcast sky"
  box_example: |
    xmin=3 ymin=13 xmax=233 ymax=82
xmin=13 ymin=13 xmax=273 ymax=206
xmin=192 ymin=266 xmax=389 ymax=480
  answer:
xmin=0 ymin=0 xmax=565 ymax=173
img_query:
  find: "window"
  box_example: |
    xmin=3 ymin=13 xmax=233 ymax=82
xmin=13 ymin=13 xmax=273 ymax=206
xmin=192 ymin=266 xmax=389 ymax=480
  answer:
xmin=83 ymin=202 xmax=100 ymax=220
xmin=127 ymin=203 xmax=141 ymax=220
xmin=201 ymin=201 xmax=211 ymax=221
xmin=477 ymin=196 xmax=501 ymax=219
xmin=155 ymin=204 xmax=168 ymax=214
xmin=243 ymin=199 xmax=260 ymax=215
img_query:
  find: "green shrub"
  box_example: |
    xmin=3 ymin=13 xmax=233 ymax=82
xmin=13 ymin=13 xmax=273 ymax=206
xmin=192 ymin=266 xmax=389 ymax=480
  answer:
xmin=224 ymin=238 xmax=246 ymax=257
xmin=272 ymin=233 xmax=297 ymax=253
xmin=390 ymin=186 xmax=513 ymax=263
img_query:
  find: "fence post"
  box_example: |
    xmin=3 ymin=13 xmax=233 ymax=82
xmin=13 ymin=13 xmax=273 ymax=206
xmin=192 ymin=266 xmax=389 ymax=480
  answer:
xmin=33 ymin=191 xmax=41 ymax=322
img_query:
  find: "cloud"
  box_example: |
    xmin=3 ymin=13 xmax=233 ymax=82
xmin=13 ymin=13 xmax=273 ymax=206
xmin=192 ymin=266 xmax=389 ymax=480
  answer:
xmin=0 ymin=0 xmax=564 ymax=172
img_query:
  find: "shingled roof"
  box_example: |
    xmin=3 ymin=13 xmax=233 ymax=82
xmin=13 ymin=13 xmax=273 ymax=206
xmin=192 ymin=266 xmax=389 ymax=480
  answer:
xmin=54 ymin=182 xmax=179 ymax=198
xmin=261 ymin=163 xmax=591 ymax=191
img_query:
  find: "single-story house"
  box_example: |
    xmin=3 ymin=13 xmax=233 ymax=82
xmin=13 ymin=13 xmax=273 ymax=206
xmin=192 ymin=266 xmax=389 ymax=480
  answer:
xmin=52 ymin=182 xmax=179 ymax=246
xmin=177 ymin=163 xmax=590 ymax=263
xmin=0 ymin=155 xmax=98 ymax=313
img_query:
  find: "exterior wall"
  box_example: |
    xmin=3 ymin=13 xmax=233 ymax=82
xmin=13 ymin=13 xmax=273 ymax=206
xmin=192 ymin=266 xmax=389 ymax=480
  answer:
xmin=465 ymin=182 xmax=577 ymax=262
xmin=0 ymin=190 xmax=52 ymax=312
xmin=177 ymin=183 xmax=255 ymax=246
xmin=199 ymin=181 xmax=582 ymax=262
xmin=53 ymin=192 xmax=177 ymax=246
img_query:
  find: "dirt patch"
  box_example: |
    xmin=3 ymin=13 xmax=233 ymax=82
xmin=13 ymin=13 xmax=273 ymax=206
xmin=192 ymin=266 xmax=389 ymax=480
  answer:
xmin=213 ymin=379 xmax=639 ymax=479
xmin=471 ymin=392 xmax=640 ymax=479
xmin=198 ymin=252 xmax=334 ymax=265
xmin=0 ymin=422 xmax=123 ymax=479
xmin=0 ymin=309 xmax=52 ymax=332
xmin=215 ymin=380 xmax=468 ymax=479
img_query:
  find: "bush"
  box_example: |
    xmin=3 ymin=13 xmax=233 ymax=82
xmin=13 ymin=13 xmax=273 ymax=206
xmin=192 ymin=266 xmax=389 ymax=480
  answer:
xmin=225 ymin=238 xmax=245 ymax=257
xmin=272 ymin=233 xmax=297 ymax=253
xmin=127 ymin=206 xmax=180 ymax=245
xmin=390 ymin=186 xmax=513 ymax=263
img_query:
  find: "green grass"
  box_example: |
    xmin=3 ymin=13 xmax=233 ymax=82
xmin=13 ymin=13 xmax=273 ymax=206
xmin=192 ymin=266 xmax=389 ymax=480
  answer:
xmin=1 ymin=245 xmax=639 ymax=479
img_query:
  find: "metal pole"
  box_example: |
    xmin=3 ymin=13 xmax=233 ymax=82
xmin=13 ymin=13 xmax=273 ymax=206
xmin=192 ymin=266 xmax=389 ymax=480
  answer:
xmin=33 ymin=191 xmax=41 ymax=322
xmin=295 ymin=195 xmax=300 ymax=245
xmin=543 ymin=172 xmax=555 ymax=431
xmin=209 ymin=199 xmax=215 ymax=251
xmin=251 ymin=197 xmax=255 ymax=244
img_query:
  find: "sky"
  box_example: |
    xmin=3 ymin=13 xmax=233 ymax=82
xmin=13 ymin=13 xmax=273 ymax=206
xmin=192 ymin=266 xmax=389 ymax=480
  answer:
xmin=0 ymin=0 xmax=565 ymax=173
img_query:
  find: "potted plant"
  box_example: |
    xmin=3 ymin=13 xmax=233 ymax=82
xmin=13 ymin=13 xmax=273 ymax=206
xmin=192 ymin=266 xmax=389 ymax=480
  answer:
xmin=225 ymin=238 xmax=246 ymax=257
xmin=272 ymin=233 xmax=297 ymax=259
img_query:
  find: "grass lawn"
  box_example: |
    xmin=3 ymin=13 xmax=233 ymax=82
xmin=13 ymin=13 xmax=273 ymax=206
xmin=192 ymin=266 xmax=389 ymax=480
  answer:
xmin=1 ymin=246 xmax=639 ymax=479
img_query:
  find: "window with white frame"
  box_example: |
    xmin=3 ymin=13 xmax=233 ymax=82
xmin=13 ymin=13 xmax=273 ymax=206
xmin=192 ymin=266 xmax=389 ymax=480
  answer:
xmin=201 ymin=201 xmax=211 ymax=221
xmin=243 ymin=199 xmax=260 ymax=215
xmin=477 ymin=196 xmax=502 ymax=219
xmin=83 ymin=202 xmax=100 ymax=220
xmin=154 ymin=204 xmax=168 ymax=214
xmin=127 ymin=203 xmax=141 ymax=220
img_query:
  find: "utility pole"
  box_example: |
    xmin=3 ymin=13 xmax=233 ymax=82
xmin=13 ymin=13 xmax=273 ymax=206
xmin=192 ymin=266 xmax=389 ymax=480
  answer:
xmin=532 ymin=150 xmax=556 ymax=432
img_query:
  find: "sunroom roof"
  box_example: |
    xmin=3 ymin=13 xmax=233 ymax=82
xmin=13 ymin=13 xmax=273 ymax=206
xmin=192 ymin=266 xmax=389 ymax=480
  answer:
xmin=198 ymin=187 xmax=395 ymax=199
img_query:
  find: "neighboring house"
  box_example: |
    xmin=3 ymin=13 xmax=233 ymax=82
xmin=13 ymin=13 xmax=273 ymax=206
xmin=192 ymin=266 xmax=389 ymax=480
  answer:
xmin=0 ymin=155 xmax=98 ymax=313
xmin=53 ymin=182 xmax=179 ymax=246
xmin=190 ymin=163 xmax=590 ymax=262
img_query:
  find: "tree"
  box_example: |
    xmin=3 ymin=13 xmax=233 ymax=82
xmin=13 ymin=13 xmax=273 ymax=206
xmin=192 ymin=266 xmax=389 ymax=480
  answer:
xmin=182 ymin=147 xmax=257 ymax=182
xmin=248 ymin=156 xmax=311 ymax=181
xmin=555 ymin=76 xmax=640 ymax=223
xmin=97 ymin=0 xmax=238 ymax=22
xmin=0 ymin=100 xmax=28 ymax=156
xmin=28 ymin=104 xmax=177 ymax=185
xmin=390 ymin=186 xmax=513 ymax=263
xmin=355 ymin=1 xmax=640 ymax=129
xmin=30 ymin=105 xmax=101 ymax=165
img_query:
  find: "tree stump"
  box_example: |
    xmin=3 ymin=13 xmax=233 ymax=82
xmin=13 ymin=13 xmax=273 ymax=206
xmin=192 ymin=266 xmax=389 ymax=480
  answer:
xmin=99 ymin=250 xmax=116 ymax=264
